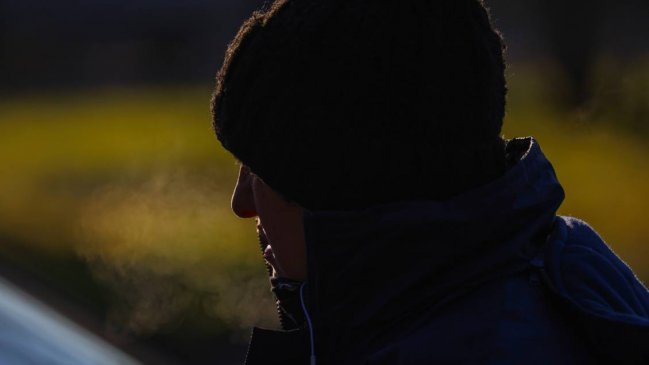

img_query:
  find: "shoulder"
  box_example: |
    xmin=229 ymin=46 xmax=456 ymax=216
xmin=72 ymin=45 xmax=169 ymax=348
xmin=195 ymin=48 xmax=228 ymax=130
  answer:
xmin=365 ymin=274 xmax=592 ymax=364
xmin=540 ymin=217 xmax=649 ymax=363
xmin=559 ymin=216 xmax=617 ymax=257
xmin=546 ymin=216 xmax=649 ymax=324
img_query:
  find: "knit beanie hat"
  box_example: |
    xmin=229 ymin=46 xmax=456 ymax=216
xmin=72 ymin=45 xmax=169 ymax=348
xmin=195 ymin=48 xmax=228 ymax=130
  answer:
xmin=212 ymin=0 xmax=508 ymax=211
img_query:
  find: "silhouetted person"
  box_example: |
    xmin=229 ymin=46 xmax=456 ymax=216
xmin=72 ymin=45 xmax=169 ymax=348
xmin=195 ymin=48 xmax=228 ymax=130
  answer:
xmin=211 ymin=1 xmax=649 ymax=364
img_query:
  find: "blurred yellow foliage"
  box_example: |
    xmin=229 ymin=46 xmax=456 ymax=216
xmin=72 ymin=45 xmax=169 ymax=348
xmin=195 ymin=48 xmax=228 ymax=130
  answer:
xmin=0 ymin=67 xmax=647 ymax=335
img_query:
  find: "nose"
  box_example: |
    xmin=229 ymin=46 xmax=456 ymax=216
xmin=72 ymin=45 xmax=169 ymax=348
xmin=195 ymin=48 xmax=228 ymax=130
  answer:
xmin=231 ymin=165 xmax=257 ymax=218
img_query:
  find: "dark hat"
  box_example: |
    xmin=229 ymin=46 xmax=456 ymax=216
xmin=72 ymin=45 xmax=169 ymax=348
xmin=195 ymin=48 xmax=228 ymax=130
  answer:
xmin=212 ymin=0 xmax=508 ymax=211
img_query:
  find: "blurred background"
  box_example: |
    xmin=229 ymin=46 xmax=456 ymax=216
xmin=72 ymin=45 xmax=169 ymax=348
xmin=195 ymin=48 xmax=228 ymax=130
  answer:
xmin=0 ymin=0 xmax=647 ymax=363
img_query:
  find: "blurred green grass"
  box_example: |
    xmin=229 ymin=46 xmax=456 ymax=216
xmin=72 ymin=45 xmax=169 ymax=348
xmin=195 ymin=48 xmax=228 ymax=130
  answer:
xmin=0 ymin=65 xmax=647 ymax=337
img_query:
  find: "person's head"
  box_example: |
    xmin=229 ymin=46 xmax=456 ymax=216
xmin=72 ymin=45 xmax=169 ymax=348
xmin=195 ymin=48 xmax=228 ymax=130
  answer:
xmin=213 ymin=0 xmax=508 ymax=279
xmin=212 ymin=0 xmax=507 ymax=212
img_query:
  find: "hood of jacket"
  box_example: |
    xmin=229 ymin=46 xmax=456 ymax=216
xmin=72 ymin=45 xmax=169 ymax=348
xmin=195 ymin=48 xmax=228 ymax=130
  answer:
xmin=301 ymin=137 xmax=564 ymax=361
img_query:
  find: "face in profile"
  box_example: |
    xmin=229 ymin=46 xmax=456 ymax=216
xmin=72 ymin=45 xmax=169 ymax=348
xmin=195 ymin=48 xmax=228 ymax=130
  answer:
xmin=230 ymin=165 xmax=307 ymax=280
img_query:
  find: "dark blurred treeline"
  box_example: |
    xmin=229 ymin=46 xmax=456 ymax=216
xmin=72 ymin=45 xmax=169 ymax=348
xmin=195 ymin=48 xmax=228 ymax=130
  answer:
xmin=1 ymin=0 xmax=648 ymax=107
xmin=0 ymin=0 xmax=262 ymax=90
xmin=495 ymin=0 xmax=648 ymax=107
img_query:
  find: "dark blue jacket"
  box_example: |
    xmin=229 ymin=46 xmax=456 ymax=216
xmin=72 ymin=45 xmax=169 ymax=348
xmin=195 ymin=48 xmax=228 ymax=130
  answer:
xmin=245 ymin=137 xmax=649 ymax=364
